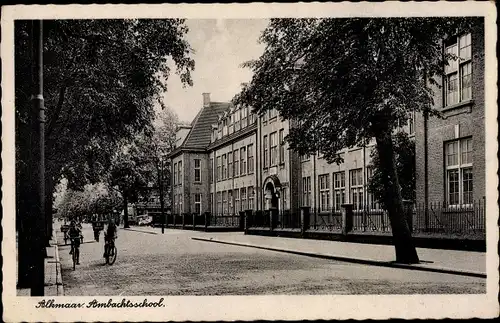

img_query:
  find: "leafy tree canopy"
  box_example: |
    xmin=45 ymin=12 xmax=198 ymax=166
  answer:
xmin=233 ymin=17 xmax=476 ymax=164
xmin=15 ymin=19 xmax=195 ymax=190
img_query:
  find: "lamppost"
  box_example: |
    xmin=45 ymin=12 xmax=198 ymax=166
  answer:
xmin=158 ymin=155 xmax=167 ymax=234
xmin=29 ymin=19 xmax=46 ymax=296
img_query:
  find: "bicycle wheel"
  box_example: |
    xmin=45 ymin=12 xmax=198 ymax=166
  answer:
xmin=108 ymin=246 xmax=117 ymax=265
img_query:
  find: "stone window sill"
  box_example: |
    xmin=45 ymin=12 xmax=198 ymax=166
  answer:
xmin=442 ymin=99 xmax=474 ymax=118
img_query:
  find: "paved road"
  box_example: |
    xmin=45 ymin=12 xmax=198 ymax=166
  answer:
xmin=58 ymin=225 xmax=485 ymax=296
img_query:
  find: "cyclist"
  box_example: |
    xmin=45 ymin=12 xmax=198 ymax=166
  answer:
xmin=68 ymin=220 xmax=81 ymax=265
xmin=103 ymin=217 xmax=117 ymax=258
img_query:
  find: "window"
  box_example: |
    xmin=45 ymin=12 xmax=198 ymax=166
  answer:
xmin=216 ymin=156 xmax=221 ymax=181
xmin=282 ymin=187 xmax=287 ymax=210
xmin=269 ymin=108 xmax=277 ymax=120
xmin=248 ymin=187 xmax=254 ymax=210
xmin=234 ymin=109 xmax=240 ymax=131
xmin=209 ymin=158 xmax=213 ymax=183
xmin=444 ymin=33 xmax=472 ymax=106
xmin=241 ymin=187 xmax=247 ymax=211
xmin=263 ymin=135 xmax=269 ymax=168
xmin=366 ymin=168 xmax=380 ymax=210
xmin=217 ymin=192 xmax=222 ymax=215
xmin=262 ymin=110 xmax=268 ymax=123
xmin=241 ymin=107 xmax=248 ymax=128
xmin=222 ymin=119 xmax=228 ymax=137
xmin=350 ymin=169 xmax=363 ymax=210
xmin=178 ymin=161 xmax=182 ymax=185
xmin=173 ymin=162 xmax=177 ymax=185
xmin=194 ymin=159 xmax=201 ymax=182
xmin=234 ymin=189 xmax=240 ymax=212
xmin=240 ymin=147 xmax=247 ymax=175
xmin=234 ymin=149 xmax=239 ymax=176
xmin=302 ymin=177 xmax=311 ymax=206
xmin=319 ymin=174 xmax=330 ymax=212
xmin=446 ymin=138 xmax=473 ymax=205
xmin=247 ymin=144 xmax=254 ymax=173
xmin=270 ymin=132 xmax=278 ymax=166
xmin=228 ymin=190 xmax=233 ymax=215
xmin=279 ymin=129 xmax=285 ymax=164
xmin=222 ymin=154 xmax=227 ymax=180
xmin=194 ymin=193 xmax=201 ymax=215
xmin=228 ymin=114 xmax=234 ymax=135
xmin=222 ymin=191 xmax=227 ymax=215
xmin=228 ymin=152 xmax=233 ymax=179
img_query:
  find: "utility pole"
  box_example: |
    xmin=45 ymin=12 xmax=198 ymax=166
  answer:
xmin=30 ymin=20 xmax=46 ymax=296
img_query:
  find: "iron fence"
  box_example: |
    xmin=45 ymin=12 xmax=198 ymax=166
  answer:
xmin=209 ymin=214 xmax=241 ymax=227
xmin=309 ymin=210 xmax=343 ymax=231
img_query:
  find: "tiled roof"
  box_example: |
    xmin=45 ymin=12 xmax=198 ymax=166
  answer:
xmin=181 ymin=102 xmax=231 ymax=149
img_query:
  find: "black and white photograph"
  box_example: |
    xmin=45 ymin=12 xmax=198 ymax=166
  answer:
xmin=2 ymin=2 xmax=498 ymax=322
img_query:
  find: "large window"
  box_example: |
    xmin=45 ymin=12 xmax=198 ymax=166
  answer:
xmin=302 ymin=176 xmax=311 ymax=206
xmin=234 ymin=149 xmax=239 ymax=177
xmin=234 ymin=108 xmax=241 ymax=132
xmin=270 ymin=132 xmax=278 ymax=166
xmin=366 ymin=168 xmax=380 ymax=210
xmin=248 ymin=186 xmax=254 ymax=210
xmin=263 ymin=135 xmax=268 ymax=168
xmin=247 ymin=144 xmax=254 ymax=173
xmin=350 ymin=169 xmax=363 ymax=210
xmin=240 ymin=147 xmax=247 ymax=175
xmin=444 ymin=33 xmax=472 ymax=106
xmin=241 ymin=187 xmax=247 ymax=211
xmin=194 ymin=159 xmax=201 ymax=182
xmin=446 ymin=138 xmax=473 ymax=206
xmin=228 ymin=152 xmax=233 ymax=179
xmin=279 ymin=129 xmax=285 ymax=164
xmin=228 ymin=190 xmax=233 ymax=215
xmin=222 ymin=191 xmax=228 ymax=215
xmin=216 ymin=156 xmax=221 ymax=181
xmin=194 ymin=193 xmax=201 ymax=215
xmin=222 ymin=154 xmax=227 ymax=180
xmin=319 ymin=174 xmax=330 ymax=212
xmin=234 ymin=189 xmax=240 ymax=212
xmin=217 ymin=192 xmax=222 ymax=215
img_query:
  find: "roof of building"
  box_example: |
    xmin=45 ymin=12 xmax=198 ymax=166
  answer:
xmin=179 ymin=101 xmax=231 ymax=150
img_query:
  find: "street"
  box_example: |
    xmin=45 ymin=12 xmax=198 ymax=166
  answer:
xmin=57 ymin=224 xmax=485 ymax=296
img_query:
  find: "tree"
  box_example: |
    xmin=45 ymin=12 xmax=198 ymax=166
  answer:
xmin=234 ymin=18 xmax=477 ymax=263
xmin=368 ymin=131 xmax=416 ymax=207
xmin=15 ymin=19 xmax=194 ymax=285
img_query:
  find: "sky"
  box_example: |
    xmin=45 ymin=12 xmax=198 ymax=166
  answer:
xmin=162 ymin=19 xmax=269 ymax=123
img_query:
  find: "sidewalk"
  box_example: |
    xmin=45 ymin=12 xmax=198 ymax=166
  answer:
xmin=192 ymin=233 xmax=486 ymax=278
xmin=16 ymin=224 xmax=64 ymax=296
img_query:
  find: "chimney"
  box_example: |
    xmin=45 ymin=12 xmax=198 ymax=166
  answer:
xmin=202 ymin=93 xmax=211 ymax=107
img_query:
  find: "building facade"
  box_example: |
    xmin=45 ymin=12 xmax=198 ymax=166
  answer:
xmin=169 ymin=21 xmax=485 ymax=232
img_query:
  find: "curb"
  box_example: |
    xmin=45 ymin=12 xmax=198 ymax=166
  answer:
xmin=192 ymin=237 xmax=486 ymax=279
xmin=123 ymin=227 xmax=158 ymax=235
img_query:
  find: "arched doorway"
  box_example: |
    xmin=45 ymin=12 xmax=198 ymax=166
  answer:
xmin=263 ymin=175 xmax=282 ymax=211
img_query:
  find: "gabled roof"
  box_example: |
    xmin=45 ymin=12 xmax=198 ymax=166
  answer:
xmin=180 ymin=102 xmax=231 ymax=149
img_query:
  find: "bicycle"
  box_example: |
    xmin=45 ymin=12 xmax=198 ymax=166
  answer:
xmin=104 ymin=236 xmax=117 ymax=265
xmin=70 ymin=237 xmax=80 ymax=270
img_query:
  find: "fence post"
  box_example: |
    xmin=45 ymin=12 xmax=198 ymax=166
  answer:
xmin=192 ymin=213 xmax=196 ymax=230
xmin=204 ymin=212 xmax=210 ymax=231
xmin=341 ymin=203 xmax=353 ymax=236
xmin=402 ymin=200 xmax=413 ymax=233
xmin=182 ymin=213 xmax=186 ymax=229
xmin=300 ymin=206 xmax=311 ymax=237
xmin=245 ymin=210 xmax=253 ymax=234
xmin=270 ymin=208 xmax=278 ymax=231
xmin=239 ymin=211 xmax=245 ymax=231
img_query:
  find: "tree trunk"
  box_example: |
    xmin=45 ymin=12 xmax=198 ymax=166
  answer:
xmin=123 ymin=193 xmax=129 ymax=228
xmin=375 ymin=128 xmax=419 ymax=264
